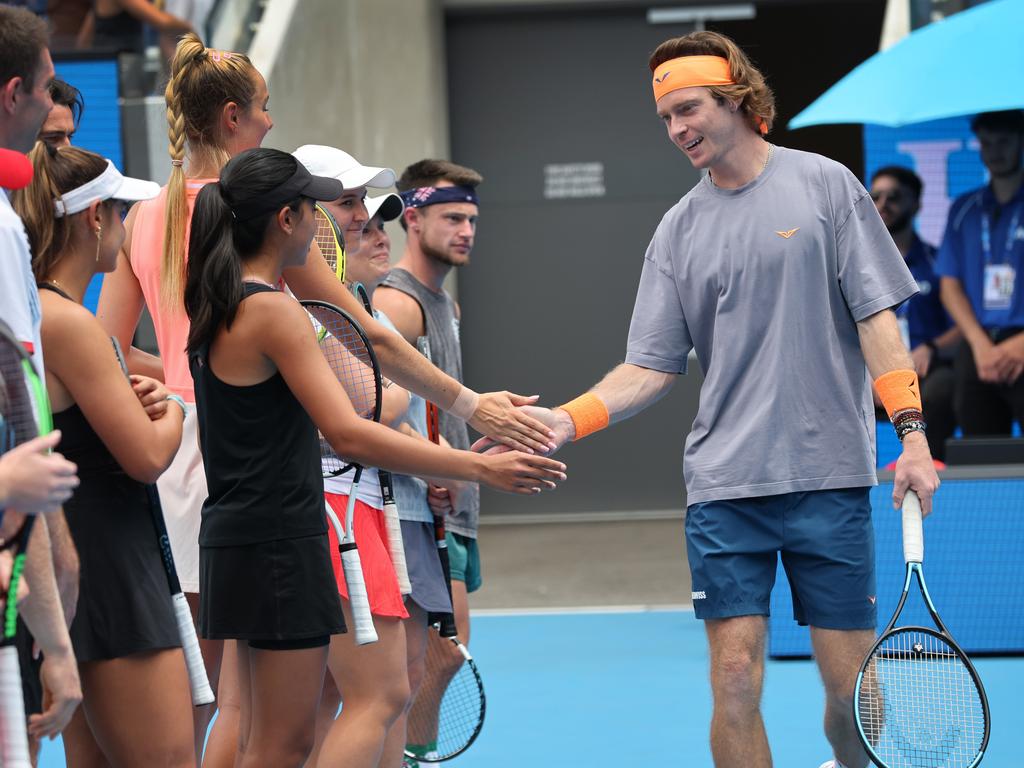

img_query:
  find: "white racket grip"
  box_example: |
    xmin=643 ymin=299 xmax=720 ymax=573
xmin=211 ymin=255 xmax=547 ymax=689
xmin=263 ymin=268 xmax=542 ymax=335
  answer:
xmin=383 ymin=501 xmax=412 ymax=595
xmin=0 ymin=645 xmax=30 ymax=767
xmin=901 ymin=490 xmax=924 ymax=564
xmin=341 ymin=548 xmax=378 ymax=645
xmin=325 ymin=502 xmax=378 ymax=645
xmin=171 ymin=592 xmax=215 ymax=705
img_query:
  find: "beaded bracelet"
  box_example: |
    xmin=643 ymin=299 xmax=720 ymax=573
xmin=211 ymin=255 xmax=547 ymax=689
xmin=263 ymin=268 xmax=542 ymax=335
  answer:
xmin=895 ymin=419 xmax=927 ymax=441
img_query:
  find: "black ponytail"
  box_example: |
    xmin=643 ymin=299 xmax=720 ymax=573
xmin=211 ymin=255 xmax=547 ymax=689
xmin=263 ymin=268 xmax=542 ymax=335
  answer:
xmin=184 ymin=148 xmax=307 ymax=355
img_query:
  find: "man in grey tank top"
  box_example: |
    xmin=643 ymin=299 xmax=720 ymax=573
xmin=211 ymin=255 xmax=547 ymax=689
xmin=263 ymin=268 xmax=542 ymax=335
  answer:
xmin=513 ymin=31 xmax=941 ymax=768
xmin=376 ymin=159 xmax=485 ymax=643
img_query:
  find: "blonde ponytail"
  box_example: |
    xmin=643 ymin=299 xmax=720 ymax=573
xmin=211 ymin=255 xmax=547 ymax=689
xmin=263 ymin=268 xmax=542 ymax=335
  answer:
xmin=160 ymin=32 xmax=258 ymax=309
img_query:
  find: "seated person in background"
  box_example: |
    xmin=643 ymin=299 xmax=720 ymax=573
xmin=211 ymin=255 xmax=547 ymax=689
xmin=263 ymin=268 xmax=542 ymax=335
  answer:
xmin=39 ymin=78 xmax=84 ymax=148
xmin=78 ymin=0 xmax=192 ymax=54
xmin=938 ymin=110 xmax=1024 ymax=437
xmin=871 ymin=165 xmax=959 ymax=460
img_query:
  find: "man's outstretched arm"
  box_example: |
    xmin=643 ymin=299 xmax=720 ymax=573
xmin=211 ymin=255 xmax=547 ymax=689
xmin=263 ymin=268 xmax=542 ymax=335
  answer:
xmin=511 ymin=363 xmax=678 ymax=452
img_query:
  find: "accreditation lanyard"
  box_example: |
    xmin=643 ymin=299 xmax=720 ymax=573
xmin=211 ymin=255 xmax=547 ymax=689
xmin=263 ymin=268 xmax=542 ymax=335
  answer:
xmin=981 ymin=204 xmax=1021 ymax=311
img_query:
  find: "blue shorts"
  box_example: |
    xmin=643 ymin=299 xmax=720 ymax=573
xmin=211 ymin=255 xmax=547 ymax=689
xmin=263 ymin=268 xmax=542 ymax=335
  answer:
xmin=685 ymin=488 xmax=876 ymax=630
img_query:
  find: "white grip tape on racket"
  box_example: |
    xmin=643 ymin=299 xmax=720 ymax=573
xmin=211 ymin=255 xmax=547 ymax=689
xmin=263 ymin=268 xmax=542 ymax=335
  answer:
xmin=901 ymin=490 xmax=924 ymax=564
xmin=171 ymin=592 xmax=215 ymax=705
xmin=0 ymin=645 xmax=31 ymax=767
xmin=383 ymin=500 xmax=412 ymax=595
xmin=325 ymin=502 xmax=378 ymax=646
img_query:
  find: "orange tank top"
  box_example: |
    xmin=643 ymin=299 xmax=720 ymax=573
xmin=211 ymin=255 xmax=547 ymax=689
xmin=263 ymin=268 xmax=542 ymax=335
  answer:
xmin=129 ymin=179 xmax=216 ymax=403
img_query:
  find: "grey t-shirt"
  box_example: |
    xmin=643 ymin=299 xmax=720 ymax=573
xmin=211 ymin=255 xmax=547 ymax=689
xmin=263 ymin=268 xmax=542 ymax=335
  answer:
xmin=625 ymin=146 xmax=917 ymax=506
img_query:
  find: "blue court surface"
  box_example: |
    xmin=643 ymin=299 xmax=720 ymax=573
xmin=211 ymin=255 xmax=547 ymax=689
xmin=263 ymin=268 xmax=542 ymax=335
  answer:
xmin=40 ymin=609 xmax=1020 ymax=767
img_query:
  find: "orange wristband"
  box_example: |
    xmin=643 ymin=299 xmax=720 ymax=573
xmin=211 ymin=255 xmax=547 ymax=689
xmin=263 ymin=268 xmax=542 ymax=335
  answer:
xmin=559 ymin=393 xmax=609 ymax=441
xmin=873 ymin=369 xmax=922 ymax=419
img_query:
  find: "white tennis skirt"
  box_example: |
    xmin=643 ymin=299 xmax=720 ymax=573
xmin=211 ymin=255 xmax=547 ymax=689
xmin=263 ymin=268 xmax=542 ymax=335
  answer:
xmin=156 ymin=403 xmax=207 ymax=593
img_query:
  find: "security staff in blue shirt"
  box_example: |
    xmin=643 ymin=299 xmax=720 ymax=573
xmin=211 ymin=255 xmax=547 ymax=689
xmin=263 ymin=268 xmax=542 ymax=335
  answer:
xmin=938 ymin=110 xmax=1024 ymax=435
xmin=872 ymin=166 xmax=959 ymax=459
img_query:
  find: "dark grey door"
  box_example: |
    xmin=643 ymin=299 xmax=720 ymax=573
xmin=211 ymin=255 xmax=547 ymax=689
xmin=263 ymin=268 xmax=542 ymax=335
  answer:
xmin=447 ymin=9 xmax=704 ymax=517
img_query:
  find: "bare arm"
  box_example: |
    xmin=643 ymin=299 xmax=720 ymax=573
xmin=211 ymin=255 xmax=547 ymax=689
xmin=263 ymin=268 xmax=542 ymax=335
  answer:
xmin=519 ymin=363 xmax=678 ymax=452
xmin=46 ymin=510 xmax=79 ymax=627
xmin=116 ymin=0 xmax=192 ymax=32
xmin=19 ymin=518 xmax=82 ymax=740
xmin=857 ymin=309 xmax=940 ymax=513
xmin=97 ymin=216 xmax=163 ymax=378
xmin=380 ymin=382 xmax=411 ymax=428
xmin=45 ymin=307 xmax=183 ymax=484
xmin=259 ymin=296 xmax=565 ymax=493
xmin=858 ymin=309 xmax=915 ymax=376
xmin=940 ymin=276 xmax=1021 ymax=384
xmin=940 ymin=277 xmax=989 ymax=351
xmin=283 ymin=246 xmax=554 ymax=451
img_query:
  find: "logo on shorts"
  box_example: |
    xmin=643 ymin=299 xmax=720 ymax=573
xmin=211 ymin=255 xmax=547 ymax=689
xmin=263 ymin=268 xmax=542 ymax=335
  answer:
xmin=775 ymin=228 xmax=800 ymax=239
xmin=691 ymin=590 xmax=707 ymax=600
xmin=867 ymin=595 xmax=877 ymax=605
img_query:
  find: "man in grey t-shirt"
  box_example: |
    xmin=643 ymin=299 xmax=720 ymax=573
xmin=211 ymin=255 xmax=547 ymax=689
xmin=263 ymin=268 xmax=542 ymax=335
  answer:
xmin=520 ymin=31 xmax=940 ymax=768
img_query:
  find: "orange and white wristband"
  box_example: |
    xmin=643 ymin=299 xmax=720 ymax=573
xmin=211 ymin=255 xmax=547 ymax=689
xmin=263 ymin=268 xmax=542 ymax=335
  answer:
xmin=559 ymin=393 xmax=609 ymax=441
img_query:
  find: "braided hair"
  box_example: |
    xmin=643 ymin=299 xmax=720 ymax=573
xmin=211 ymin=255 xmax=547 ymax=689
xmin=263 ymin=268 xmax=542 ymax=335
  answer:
xmin=162 ymin=33 xmax=257 ymax=309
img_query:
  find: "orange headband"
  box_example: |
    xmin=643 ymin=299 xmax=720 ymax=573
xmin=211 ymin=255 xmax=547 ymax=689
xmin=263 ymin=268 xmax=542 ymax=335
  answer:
xmin=652 ymin=55 xmax=733 ymax=101
xmin=652 ymin=54 xmax=768 ymax=135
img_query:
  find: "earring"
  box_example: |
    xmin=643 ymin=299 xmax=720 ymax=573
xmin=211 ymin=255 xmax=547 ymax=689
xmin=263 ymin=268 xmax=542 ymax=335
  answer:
xmin=94 ymin=226 xmax=102 ymax=263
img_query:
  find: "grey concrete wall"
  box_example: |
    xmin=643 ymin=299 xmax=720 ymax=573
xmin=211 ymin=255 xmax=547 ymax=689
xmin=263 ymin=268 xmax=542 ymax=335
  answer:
xmin=253 ymin=0 xmax=449 ymax=179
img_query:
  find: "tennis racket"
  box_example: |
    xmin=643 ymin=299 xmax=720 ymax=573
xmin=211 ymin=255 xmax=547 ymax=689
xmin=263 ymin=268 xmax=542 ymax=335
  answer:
xmin=423 ymin=388 xmax=457 ymax=640
xmin=110 ymin=338 xmax=214 ymax=706
xmin=405 ymin=628 xmax=486 ymax=763
xmin=404 ymin=360 xmax=486 ymax=761
xmin=315 ymin=204 xmax=345 ymax=282
xmin=302 ymin=300 xmax=379 ymax=645
xmin=353 ymin=282 xmax=411 ymax=596
xmin=0 ymin=320 xmax=48 ymax=768
xmin=854 ymin=490 xmax=990 ymax=768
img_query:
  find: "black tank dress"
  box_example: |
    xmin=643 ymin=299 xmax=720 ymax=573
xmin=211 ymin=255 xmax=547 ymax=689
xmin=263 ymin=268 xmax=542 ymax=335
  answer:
xmin=39 ymin=284 xmax=179 ymax=661
xmin=55 ymin=404 xmax=180 ymax=661
xmin=191 ymin=283 xmax=345 ymax=642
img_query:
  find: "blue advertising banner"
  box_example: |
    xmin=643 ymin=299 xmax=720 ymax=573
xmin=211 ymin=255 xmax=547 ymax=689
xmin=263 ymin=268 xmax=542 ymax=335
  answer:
xmin=53 ymin=58 xmax=122 ymax=312
xmin=864 ymin=117 xmax=986 ymax=249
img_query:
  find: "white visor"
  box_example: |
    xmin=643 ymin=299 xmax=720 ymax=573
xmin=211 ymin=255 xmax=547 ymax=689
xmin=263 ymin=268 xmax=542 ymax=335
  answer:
xmin=54 ymin=160 xmax=161 ymax=218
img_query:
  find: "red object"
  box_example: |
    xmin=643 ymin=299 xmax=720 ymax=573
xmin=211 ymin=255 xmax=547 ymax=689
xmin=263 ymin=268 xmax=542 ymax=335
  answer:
xmin=883 ymin=458 xmax=947 ymax=471
xmin=0 ymin=149 xmax=33 ymax=190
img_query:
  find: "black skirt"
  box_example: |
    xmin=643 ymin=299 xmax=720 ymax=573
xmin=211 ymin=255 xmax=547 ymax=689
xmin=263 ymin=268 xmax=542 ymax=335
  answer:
xmin=199 ymin=533 xmax=346 ymax=641
xmin=65 ymin=480 xmax=180 ymax=662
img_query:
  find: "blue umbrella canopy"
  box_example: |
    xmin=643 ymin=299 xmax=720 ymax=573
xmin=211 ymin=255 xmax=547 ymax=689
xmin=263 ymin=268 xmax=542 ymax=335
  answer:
xmin=789 ymin=0 xmax=1024 ymax=129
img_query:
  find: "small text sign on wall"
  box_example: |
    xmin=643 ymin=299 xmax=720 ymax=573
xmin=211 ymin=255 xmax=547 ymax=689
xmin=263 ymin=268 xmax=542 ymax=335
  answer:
xmin=543 ymin=162 xmax=606 ymax=199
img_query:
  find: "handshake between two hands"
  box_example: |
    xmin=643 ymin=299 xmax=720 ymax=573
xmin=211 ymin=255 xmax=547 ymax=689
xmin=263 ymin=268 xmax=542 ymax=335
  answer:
xmin=427 ymin=405 xmax=574 ymax=508
xmin=471 ymin=404 xmax=574 ymax=457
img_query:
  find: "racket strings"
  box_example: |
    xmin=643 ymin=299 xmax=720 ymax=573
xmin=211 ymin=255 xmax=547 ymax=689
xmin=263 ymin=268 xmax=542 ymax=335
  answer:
xmin=0 ymin=345 xmax=36 ymax=450
xmin=858 ymin=629 xmax=986 ymax=767
xmin=314 ymin=211 xmax=343 ymax=274
xmin=306 ymin=308 xmax=380 ymax=474
xmin=409 ymin=636 xmax=484 ymax=759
